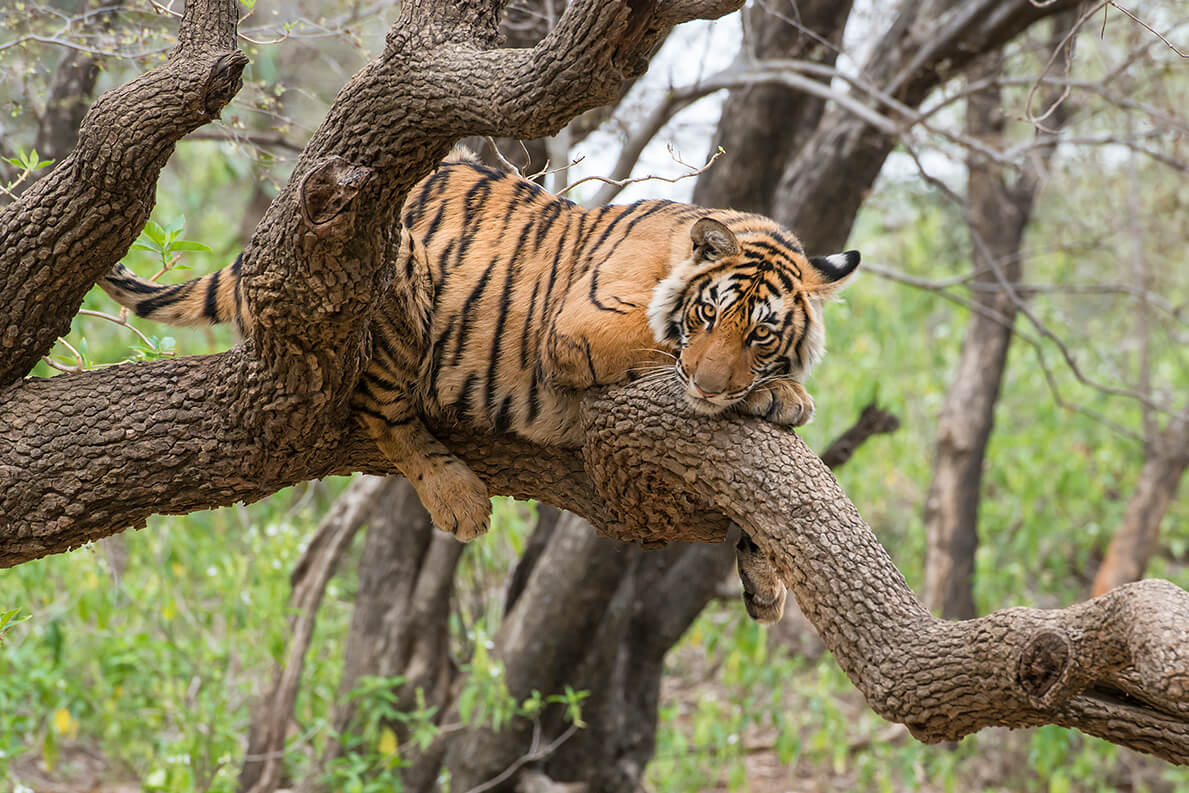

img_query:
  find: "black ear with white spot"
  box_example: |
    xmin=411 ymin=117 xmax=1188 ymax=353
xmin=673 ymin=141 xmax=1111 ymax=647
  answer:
xmin=690 ymin=217 xmax=739 ymax=261
xmin=808 ymin=250 xmax=860 ymax=283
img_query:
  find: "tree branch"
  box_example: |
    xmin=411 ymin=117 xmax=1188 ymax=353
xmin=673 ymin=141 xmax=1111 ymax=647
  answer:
xmin=0 ymin=0 xmax=246 ymax=385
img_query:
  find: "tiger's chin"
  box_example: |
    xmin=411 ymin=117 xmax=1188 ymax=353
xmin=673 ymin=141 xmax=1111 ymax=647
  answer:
xmin=684 ymin=394 xmax=732 ymax=416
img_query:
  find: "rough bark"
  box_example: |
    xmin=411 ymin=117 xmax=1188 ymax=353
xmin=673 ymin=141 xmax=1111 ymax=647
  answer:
xmin=580 ymin=379 xmax=1189 ymax=762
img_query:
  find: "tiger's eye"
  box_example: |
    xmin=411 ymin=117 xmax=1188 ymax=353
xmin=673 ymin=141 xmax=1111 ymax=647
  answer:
xmin=751 ymin=326 xmax=774 ymax=344
xmin=699 ymin=303 xmax=717 ymax=322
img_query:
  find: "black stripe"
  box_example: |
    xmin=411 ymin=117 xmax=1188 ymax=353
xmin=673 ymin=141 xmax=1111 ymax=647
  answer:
xmin=404 ymin=167 xmax=453 ymax=228
xmin=450 ymin=372 xmax=479 ymax=415
xmin=355 ymin=405 xmax=415 ymax=427
xmin=527 ymin=365 xmax=542 ymax=424
xmin=450 ymin=254 xmax=500 ymax=366
xmin=134 ymin=282 xmax=192 ymax=319
xmin=532 ymin=199 xmax=565 ymax=252
xmin=601 ymin=200 xmax=676 ymax=260
xmin=493 ymin=395 xmax=513 ymax=433
xmin=529 ymin=221 xmax=571 ymax=368
xmin=108 ymin=264 xmax=159 ymax=295
xmin=364 ymin=369 xmax=405 ymax=392
xmin=582 ymin=338 xmax=598 ymax=386
xmin=432 ymin=239 xmax=456 ymax=297
xmin=520 ymin=277 xmax=542 ymax=369
xmin=203 ymin=268 xmax=221 ymax=321
xmin=426 ymin=326 xmax=453 ymax=396
xmin=485 ymin=238 xmax=524 ymax=418
xmin=420 ymin=202 xmax=449 ymax=253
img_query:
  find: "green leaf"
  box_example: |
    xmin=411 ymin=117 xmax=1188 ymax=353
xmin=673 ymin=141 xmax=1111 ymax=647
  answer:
xmin=142 ymin=220 xmax=168 ymax=247
xmin=169 ymin=240 xmax=212 ymax=253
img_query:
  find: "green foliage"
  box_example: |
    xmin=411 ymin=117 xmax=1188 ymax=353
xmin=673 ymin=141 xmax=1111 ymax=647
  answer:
xmin=131 ymin=216 xmax=213 ymax=271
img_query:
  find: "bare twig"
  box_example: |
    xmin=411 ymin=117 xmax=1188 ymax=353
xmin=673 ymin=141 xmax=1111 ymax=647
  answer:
xmin=460 ymin=721 xmax=582 ymax=793
xmin=1106 ymin=1 xmax=1188 ymax=58
xmin=562 ymin=144 xmax=724 ymax=205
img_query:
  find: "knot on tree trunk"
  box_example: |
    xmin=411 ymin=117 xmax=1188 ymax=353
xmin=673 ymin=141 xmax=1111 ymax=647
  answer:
xmin=299 ymin=157 xmax=377 ymax=237
xmin=203 ymin=50 xmax=250 ymax=118
xmin=1018 ymin=629 xmax=1072 ymax=707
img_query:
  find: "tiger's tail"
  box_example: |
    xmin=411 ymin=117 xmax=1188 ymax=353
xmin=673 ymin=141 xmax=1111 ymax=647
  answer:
xmin=99 ymin=254 xmax=246 ymax=330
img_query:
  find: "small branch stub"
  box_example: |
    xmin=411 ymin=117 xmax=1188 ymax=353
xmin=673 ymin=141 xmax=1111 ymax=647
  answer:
xmin=298 ymin=157 xmax=376 ymax=237
xmin=204 ymin=51 xmax=250 ymax=118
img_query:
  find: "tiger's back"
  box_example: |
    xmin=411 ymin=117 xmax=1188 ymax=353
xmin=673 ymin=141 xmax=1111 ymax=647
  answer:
xmin=396 ymin=159 xmax=707 ymax=444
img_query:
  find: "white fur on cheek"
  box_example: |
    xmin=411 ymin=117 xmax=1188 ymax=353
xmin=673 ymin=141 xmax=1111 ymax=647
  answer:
xmin=648 ymin=271 xmax=690 ymax=342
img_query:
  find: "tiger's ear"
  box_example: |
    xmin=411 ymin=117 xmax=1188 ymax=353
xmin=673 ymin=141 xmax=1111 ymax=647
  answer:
xmin=690 ymin=218 xmax=739 ymax=261
xmin=807 ymin=250 xmax=860 ymax=293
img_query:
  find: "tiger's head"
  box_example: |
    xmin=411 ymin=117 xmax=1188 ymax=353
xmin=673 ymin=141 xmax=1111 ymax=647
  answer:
xmin=647 ymin=216 xmax=859 ymax=415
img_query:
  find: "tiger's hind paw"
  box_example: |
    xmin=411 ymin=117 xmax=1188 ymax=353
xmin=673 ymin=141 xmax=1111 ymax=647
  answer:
xmin=736 ymin=533 xmax=787 ymax=623
xmin=739 ymin=380 xmax=814 ymax=427
xmin=420 ymin=465 xmax=491 ymax=542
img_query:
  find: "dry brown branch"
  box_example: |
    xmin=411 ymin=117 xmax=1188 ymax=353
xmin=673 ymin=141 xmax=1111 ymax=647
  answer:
xmin=240 ymin=476 xmax=388 ymax=793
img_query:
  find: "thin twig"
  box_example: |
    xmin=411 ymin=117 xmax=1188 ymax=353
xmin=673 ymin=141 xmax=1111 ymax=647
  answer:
xmin=460 ymin=721 xmax=581 ymax=793
xmin=560 ymin=144 xmax=724 ymax=204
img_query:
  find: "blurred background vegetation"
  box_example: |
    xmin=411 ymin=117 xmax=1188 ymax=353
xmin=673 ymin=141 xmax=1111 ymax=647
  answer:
xmin=2 ymin=0 xmax=1187 ymax=791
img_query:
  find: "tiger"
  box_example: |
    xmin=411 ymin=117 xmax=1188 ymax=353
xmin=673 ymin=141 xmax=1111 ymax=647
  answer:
xmin=99 ymin=150 xmax=859 ymax=618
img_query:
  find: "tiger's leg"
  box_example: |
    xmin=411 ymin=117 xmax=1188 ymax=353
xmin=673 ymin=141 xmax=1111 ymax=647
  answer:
xmin=355 ymin=369 xmax=491 ymax=542
xmin=544 ymin=300 xmax=668 ymax=389
xmin=735 ymin=532 xmax=787 ymax=623
xmin=738 ymin=379 xmax=815 ymax=427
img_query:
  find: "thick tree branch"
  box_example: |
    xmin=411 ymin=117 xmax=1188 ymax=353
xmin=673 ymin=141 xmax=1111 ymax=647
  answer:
xmin=578 ymin=380 xmax=1189 ymax=762
xmin=4 ymin=360 xmax=1188 ymax=761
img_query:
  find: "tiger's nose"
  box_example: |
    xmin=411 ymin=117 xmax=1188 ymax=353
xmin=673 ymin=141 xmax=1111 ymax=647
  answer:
xmin=690 ymin=369 xmax=728 ymax=398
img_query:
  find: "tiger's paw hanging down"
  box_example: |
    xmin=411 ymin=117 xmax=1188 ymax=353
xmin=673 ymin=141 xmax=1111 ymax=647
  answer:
xmin=738 ymin=380 xmax=815 ymax=427
xmin=736 ymin=532 xmax=787 ymax=623
xmin=418 ymin=464 xmax=492 ymax=542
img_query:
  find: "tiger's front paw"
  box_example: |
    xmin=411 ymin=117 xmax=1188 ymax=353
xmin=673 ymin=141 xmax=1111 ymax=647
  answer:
xmin=739 ymin=380 xmax=814 ymax=427
xmin=736 ymin=533 xmax=787 ymax=624
xmin=419 ymin=464 xmax=491 ymax=542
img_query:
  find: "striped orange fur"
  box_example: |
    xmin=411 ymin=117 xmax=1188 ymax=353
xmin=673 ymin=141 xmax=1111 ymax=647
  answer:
xmin=99 ymin=150 xmax=859 ymax=541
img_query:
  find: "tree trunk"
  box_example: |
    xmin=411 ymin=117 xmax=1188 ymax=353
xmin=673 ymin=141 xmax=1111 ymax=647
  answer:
xmin=1092 ymin=436 xmax=1189 ymax=597
xmin=922 ymin=52 xmax=1028 ymax=620
xmin=922 ymin=17 xmax=1075 ymax=619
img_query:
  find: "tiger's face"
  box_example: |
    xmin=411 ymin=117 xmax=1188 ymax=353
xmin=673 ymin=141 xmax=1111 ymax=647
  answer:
xmin=647 ymin=217 xmax=859 ymax=415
